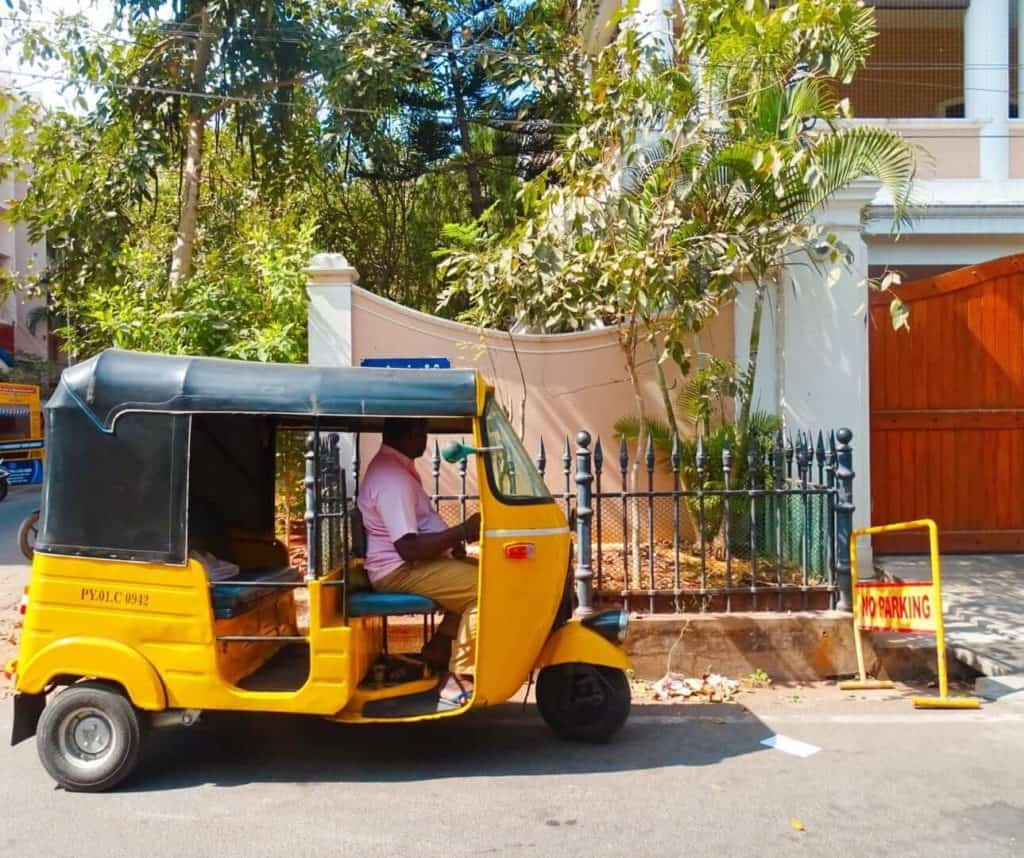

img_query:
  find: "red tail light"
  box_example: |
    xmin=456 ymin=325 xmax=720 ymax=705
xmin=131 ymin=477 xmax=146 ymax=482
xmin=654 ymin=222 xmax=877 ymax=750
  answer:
xmin=504 ymin=543 xmax=535 ymax=561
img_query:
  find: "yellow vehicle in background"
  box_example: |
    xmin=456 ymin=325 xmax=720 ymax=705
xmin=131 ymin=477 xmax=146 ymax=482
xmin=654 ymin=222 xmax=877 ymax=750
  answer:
xmin=0 ymin=382 xmax=45 ymax=498
xmin=7 ymin=350 xmax=631 ymax=791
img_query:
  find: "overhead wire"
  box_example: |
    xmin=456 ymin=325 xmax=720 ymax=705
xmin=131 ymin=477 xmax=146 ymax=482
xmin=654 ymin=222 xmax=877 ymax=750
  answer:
xmin=0 ymin=66 xmax=585 ymax=130
xmin=6 ymin=12 xmax=1024 ymax=140
xmin=9 ymin=11 xmax=1024 ymax=68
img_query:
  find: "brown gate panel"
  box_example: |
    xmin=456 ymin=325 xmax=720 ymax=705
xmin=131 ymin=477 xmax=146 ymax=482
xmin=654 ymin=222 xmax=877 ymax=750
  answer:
xmin=870 ymin=255 xmax=1024 ymax=553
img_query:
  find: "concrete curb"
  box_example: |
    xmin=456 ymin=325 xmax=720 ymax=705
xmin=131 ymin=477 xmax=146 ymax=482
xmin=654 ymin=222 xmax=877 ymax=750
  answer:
xmin=623 ymin=612 xmax=866 ymax=681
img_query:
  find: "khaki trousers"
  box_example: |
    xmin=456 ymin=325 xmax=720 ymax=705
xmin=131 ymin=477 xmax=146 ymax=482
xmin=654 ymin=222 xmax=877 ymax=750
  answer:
xmin=374 ymin=557 xmax=478 ymax=675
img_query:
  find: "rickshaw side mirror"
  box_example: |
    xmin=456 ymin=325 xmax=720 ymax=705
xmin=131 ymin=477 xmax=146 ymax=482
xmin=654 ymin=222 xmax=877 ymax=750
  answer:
xmin=441 ymin=441 xmax=502 ymax=464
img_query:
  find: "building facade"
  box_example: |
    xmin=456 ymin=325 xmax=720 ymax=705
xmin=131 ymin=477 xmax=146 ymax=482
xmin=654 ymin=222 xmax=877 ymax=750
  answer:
xmin=586 ymin=0 xmax=1024 ymax=552
xmin=0 ymin=85 xmax=49 ymax=370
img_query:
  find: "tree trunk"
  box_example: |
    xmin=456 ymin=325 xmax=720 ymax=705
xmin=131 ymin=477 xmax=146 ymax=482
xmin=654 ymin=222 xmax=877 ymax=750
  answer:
xmin=650 ymin=334 xmax=680 ymax=440
xmin=169 ymin=7 xmax=214 ymax=289
xmin=651 ymin=334 xmax=702 ymax=542
xmin=621 ymin=320 xmax=647 ymax=590
xmin=737 ymin=279 xmax=766 ymax=437
xmin=447 ymin=50 xmax=485 ymax=218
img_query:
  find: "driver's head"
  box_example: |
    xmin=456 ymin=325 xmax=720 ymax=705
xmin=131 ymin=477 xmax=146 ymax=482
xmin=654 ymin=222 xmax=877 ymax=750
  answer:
xmin=382 ymin=418 xmax=429 ymax=460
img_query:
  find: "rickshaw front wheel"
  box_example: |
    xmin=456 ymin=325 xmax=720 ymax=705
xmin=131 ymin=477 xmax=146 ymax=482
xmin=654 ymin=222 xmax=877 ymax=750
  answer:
xmin=36 ymin=681 xmax=147 ymax=792
xmin=536 ymin=664 xmax=631 ymax=743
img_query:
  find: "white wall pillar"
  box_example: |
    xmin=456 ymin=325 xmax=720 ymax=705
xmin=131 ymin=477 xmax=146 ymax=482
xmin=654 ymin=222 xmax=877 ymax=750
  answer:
xmin=965 ymin=0 xmax=1010 ymax=180
xmin=1018 ymin=0 xmax=1024 ymax=116
xmin=631 ymin=0 xmax=675 ymax=65
xmin=780 ymin=181 xmax=879 ymax=541
xmin=306 ymin=252 xmax=359 ymax=489
xmin=306 ymin=252 xmax=357 ymax=368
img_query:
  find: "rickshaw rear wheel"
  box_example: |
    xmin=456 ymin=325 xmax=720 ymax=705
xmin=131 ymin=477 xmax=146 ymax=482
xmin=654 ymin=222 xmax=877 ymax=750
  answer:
xmin=536 ymin=663 xmax=630 ymax=743
xmin=36 ymin=681 xmax=146 ymax=792
xmin=19 ymin=509 xmax=39 ymax=560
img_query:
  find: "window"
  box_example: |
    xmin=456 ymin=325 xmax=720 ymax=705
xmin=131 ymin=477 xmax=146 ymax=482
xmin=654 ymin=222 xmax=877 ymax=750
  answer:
xmin=0 ymin=405 xmax=31 ymax=441
xmin=482 ymin=397 xmax=551 ymax=503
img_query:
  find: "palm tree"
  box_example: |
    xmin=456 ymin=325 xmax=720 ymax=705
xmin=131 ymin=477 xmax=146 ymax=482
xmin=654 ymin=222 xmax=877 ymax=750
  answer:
xmin=687 ymin=73 xmax=917 ymax=436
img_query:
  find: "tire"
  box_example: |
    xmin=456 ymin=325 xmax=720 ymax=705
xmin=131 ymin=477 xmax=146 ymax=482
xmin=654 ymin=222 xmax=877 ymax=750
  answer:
xmin=0 ymin=478 xmax=8 ymax=502
xmin=536 ymin=663 xmax=631 ymax=743
xmin=19 ymin=509 xmax=39 ymax=560
xmin=36 ymin=681 xmax=146 ymax=792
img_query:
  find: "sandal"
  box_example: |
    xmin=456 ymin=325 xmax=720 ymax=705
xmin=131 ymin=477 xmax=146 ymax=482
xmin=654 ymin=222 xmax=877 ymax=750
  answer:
xmin=436 ymin=673 xmax=473 ymax=711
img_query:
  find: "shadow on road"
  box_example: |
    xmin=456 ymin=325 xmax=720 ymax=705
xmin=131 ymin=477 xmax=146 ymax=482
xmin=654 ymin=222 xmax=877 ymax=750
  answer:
xmin=127 ymin=702 xmax=773 ymax=792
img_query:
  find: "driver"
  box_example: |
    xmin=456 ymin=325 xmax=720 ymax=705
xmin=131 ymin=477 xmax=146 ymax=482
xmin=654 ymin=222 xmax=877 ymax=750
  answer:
xmin=357 ymin=418 xmax=481 ymax=709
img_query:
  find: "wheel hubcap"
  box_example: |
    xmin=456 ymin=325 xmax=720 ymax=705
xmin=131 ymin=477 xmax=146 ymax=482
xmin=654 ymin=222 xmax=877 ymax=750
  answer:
xmin=59 ymin=707 xmax=116 ymax=769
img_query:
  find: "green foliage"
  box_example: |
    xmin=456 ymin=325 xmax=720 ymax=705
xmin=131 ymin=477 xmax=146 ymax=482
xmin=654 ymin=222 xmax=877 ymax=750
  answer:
xmin=1 ymin=0 xmax=579 ymax=360
xmin=678 ymin=358 xmax=746 ymax=437
xmin=5 ymin=127 xmax=318 ymax=360
xmin=1 ymin=352 xmax=59 ymax=394
xmin=611 ymin=416 xmax=674 ymax=463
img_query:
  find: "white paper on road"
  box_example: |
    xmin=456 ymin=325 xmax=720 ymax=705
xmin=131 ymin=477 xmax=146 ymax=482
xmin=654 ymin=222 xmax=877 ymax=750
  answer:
xmin=759 ymin=734 xmax=821 ymax=758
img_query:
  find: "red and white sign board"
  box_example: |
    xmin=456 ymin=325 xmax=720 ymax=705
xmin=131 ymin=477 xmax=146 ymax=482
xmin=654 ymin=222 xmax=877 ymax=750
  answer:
xmin=855 ymin=581 xmax=937 ymax=634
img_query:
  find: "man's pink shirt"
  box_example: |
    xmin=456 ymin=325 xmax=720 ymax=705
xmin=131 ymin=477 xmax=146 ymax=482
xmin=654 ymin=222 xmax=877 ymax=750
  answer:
xmin=357 ymin=443 xmax=449 ymax=582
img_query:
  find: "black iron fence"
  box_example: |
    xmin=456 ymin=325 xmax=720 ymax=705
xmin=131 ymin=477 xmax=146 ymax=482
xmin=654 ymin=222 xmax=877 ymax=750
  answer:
xmin=304 ymin=426 xmax=856 ymax=615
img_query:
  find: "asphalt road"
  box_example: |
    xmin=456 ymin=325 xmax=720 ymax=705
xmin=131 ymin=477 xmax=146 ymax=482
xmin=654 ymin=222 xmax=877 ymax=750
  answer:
xmin=0 ymin=485 xmax=40 ymax=678
xmin=2 ymin=687 xmax=1023 ymax=856
xmin=1 ymin=485 xmax=1022 ymax=857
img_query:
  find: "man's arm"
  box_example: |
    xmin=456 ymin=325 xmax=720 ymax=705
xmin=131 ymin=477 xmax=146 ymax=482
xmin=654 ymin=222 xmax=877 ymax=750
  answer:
xmin=394 ymin=513 xmax=481 ymax=564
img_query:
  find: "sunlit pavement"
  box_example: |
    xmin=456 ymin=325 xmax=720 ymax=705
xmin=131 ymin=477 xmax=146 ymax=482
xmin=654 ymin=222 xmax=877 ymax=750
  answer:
xmin=2 ymin=683 xmax=1022 ymax=858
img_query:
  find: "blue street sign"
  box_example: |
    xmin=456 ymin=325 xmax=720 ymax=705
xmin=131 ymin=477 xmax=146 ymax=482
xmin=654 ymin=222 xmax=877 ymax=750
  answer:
xmin=360 ymin=357 xmax=452 ymax=369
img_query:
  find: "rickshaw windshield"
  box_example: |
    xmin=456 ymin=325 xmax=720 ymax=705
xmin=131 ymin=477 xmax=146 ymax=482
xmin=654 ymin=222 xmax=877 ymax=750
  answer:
xmin=482 ymin=397 xmax=551 ymax=503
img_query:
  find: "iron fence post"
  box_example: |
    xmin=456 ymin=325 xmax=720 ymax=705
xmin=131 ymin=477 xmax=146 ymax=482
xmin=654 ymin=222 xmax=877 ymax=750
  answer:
xmin=594 ymin=437 xmax=604 ymax=596
xmin=304 ymin=433 xmax=317 ymax=581
xmin=431 ymin=440 xmax=441 ymax=511
xmin=574 ymin=431 xmax=595 ymax=618
xmin=835 ymin=427 xmax=855 ymax=611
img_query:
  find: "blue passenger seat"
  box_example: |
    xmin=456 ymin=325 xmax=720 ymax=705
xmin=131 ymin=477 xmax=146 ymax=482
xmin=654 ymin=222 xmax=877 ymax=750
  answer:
xmin=211 ymin=566 xmax=303 ymax=619
xmin=346 ymin=590 xmax=438 ymax=617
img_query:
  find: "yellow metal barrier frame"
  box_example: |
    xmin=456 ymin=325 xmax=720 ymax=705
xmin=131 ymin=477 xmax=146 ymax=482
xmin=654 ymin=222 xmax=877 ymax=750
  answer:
xmin=838 ymin=519 xmax=979 ymax=710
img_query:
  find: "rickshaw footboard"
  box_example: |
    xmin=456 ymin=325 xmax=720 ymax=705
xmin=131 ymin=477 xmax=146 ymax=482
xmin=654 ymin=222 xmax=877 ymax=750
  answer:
xmin=10 ymin=692 xmax=45 ymax=746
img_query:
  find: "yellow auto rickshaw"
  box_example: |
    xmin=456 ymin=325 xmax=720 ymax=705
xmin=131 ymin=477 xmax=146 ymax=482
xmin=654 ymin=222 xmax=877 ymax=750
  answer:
xmin=7 ymin=350 xmax=631 ymax=791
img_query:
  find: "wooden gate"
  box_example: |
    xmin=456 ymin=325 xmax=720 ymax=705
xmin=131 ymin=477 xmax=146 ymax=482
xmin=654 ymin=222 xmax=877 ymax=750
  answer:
xmin=870 ymin=255 xmax=1024 ymax=553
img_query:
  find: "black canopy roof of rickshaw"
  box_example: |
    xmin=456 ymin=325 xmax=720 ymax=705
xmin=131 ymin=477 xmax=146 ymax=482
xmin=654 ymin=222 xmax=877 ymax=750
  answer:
xmin=49 ymin=349 xmax=481 ymax=432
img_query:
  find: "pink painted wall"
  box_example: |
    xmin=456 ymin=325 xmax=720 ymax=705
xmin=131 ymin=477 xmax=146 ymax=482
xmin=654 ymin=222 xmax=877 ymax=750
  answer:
xmin=350 ymin=287 xmax=734 ymax=502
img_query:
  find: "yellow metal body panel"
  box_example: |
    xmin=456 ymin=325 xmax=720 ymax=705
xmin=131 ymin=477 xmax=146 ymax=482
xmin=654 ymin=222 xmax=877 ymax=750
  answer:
xmin=16 ymin=636 xmax=166 ymax=709
xmin=16 ymin=553 xmax=353 ymax=715
xmin=533 ymin=621 xmax=632 ymax=672
xmin=469 ymin=421 xmax=573 ymax=708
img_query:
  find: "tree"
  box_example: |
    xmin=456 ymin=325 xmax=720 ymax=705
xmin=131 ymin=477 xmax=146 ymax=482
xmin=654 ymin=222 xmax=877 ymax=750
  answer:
xmin=326 ymin=0 xmax=583 ymax=218
xmin=679 ymin=0 xmax=915 ymax=436
xmin=441 ymin=0 xmax=916 ymax=440
xmin=1 ymin=1 xmax=582 ymax=358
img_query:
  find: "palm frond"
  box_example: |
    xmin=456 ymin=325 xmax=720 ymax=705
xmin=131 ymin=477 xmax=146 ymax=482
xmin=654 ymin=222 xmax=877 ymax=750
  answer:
xmin=785 ymin=126 xmax=917 ymax=229
xmin=612 ymin=415 xmax=675 ymax=456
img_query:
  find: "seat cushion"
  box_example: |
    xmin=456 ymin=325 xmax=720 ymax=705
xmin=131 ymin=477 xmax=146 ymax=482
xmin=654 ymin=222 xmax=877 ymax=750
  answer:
xmin=212 ymin=565 xmax=302 ymax=620
xmin=347 ymin=590 xmax=438 ymax=617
